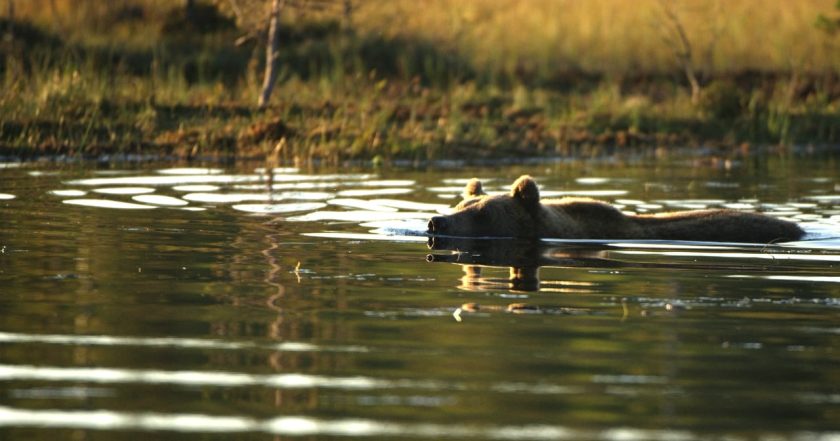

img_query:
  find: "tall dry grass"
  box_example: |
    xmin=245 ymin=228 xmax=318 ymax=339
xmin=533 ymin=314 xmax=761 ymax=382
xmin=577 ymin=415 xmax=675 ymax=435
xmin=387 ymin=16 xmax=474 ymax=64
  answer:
xmin=8 ymin=0 xmax=838 ymax=76
xmin=353 ymin=0 xmax=838 ymax=75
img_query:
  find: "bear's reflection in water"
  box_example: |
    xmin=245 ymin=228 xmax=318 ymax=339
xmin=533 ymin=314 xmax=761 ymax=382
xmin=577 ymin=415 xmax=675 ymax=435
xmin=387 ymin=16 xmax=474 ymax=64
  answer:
xmin=427 ymin=236 xmax=610 ymax=316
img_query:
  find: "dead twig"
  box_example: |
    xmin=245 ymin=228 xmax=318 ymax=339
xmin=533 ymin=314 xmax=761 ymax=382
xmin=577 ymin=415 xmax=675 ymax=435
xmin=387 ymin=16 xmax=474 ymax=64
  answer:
xmin=657 ymin=0 xmax=701 ymax=104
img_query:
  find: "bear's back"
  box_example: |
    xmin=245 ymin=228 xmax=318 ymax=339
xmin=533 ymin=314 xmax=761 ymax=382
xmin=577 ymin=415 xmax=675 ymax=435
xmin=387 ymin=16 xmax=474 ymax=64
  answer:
xmin=542 ymin=198 xmax=645 ymax=239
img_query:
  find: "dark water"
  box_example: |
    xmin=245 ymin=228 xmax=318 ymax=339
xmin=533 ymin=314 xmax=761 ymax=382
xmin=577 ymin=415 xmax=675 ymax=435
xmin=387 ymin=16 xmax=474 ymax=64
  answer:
xmin=0 ymin=155 xmax=839 ymax=440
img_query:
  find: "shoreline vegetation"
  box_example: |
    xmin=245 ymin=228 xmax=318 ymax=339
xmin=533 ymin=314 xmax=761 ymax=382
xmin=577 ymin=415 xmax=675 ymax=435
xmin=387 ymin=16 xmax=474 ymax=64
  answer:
xmin=2 ymin=0 xmax=840 ymax=164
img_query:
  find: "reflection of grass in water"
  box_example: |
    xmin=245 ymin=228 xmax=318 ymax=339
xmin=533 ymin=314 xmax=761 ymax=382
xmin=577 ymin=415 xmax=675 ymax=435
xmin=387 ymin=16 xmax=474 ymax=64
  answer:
xmin=2 ymin=1 xmax=840 ymax=160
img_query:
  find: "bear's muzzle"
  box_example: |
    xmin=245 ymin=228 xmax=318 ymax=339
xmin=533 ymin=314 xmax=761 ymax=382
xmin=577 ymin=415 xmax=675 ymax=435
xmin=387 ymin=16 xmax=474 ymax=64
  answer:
xmin=428 ymin=216 xmax=448 ymax=234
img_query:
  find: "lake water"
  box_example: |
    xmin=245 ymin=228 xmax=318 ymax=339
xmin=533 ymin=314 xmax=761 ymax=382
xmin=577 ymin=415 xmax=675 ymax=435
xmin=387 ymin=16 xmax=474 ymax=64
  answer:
xmin=1 ymin=154 xmax=839 ymax=440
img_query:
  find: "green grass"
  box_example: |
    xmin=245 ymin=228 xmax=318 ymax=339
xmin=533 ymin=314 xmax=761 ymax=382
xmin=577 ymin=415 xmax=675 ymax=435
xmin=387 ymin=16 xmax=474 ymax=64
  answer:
xmin=1 ymin=1 xmax=839 ymax=162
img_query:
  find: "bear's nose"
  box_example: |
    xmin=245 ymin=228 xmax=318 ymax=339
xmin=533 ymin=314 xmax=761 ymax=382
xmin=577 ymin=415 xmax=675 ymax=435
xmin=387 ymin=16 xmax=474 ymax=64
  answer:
xmin=428 ymin=216 xmax=448 ymax=233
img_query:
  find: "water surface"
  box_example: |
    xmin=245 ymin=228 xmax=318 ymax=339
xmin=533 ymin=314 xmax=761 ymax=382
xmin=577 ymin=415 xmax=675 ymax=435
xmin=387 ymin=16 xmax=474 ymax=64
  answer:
xmin=1 ymin=156 xmax=839 ymax=440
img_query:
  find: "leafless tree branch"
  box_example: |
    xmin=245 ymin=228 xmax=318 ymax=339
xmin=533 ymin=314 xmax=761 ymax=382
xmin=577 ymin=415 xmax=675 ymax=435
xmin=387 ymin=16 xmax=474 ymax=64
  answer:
xmin=657 ymin=0 xmax=701 ymax=104
xmin=258 ymin=0 xmax=284 ymax=108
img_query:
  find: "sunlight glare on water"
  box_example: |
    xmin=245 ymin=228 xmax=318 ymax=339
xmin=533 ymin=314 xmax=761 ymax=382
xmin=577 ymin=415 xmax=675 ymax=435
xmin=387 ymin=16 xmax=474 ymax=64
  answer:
xmin=131 ymin=195 xmax=189 ymax=206
xmin=1 ymin=159 xmax=839 ymax=440
xmin=92 ymin=187 xmax=156 ymax=195
xmin=62 ymin=199 xmax=156 ymax=209
xmin=48 ymin=189 xmax=87 ymax=197
xmin=156 ymin=167 xmax=225 ymax=175
xmin=232 ymin=202 xmax=327 ymax=214
xmin=171 ymin=184 xmax=221 ymax=192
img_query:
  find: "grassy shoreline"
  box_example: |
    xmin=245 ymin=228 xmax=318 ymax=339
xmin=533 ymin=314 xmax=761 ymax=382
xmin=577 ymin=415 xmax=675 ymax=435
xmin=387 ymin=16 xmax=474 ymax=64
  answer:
xmin=3 ymin=73 xmax=837 ymax=164
xmin=2 ymin=1 xmax=840 ymax=163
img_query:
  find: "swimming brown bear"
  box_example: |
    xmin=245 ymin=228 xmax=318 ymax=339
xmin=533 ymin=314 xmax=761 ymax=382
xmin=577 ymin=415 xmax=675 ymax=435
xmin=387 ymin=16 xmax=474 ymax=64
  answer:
xmin=427 ymin=175 xmax=805 ymax=243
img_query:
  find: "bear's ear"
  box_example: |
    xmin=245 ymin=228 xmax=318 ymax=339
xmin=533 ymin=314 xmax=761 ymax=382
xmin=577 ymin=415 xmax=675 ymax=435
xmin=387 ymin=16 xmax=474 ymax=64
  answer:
xmin=462 ymin=178 xmax=486 ymax=198
xmin=510 ymin=175 xmax=540 ymax=209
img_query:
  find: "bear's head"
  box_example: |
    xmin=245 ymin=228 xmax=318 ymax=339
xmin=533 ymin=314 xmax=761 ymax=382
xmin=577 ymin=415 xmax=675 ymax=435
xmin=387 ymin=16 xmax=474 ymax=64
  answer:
xmin=427 ymin=175 xmax=542 ymax=238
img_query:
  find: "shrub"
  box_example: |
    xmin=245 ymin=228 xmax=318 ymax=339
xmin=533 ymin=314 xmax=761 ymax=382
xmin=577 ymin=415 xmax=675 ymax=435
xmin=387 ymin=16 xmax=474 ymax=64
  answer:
xmin=698 ymin=81 xmax=744 ymax=120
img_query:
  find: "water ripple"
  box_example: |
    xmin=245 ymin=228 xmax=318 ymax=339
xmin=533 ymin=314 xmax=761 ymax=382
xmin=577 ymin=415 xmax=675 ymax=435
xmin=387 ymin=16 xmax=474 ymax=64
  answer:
xmin=337 ymin=188 xmax=414 ymax=197
xmin=0 ymin=405 xmax=834 ymax=440
xmin=131 ymin=195 xmax=189 ymax=206
xmin=232 ymin=202 xmax=327 ymax=214
xmin=614 ymin=250 xmax=840 ymax=262
xmin=288 ymin=210 xmax=434 ymax=222
xmin=62 ymin=199 xmax=156 ymax=210
xmin=0 ymin=365 xmax=392 ymax=390
xmin=48 ymin=189 xmax=87 ymax=197
xmin=67 ymin=174 xmax=264 ymax=186
xmin=0 ymin=331 xmax=367 ymax=353
xmin=93 ymin=187 xmax=156 ymax=195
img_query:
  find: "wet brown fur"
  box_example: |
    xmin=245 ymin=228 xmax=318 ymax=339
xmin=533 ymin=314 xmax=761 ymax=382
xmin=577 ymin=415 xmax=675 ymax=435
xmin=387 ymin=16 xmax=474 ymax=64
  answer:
xmin=428 ymin=175 xmax=805 ymax=243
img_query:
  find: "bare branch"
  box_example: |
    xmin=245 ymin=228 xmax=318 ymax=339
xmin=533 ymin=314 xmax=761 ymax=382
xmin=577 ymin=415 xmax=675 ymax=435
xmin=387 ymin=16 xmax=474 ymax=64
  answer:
xmin=258 ymin=0 xmax=284 ymax=108
xmin=227 ymin=0 xmax=245 ymax=24
xmin=657 ymin=0 xmax=701 ymax=103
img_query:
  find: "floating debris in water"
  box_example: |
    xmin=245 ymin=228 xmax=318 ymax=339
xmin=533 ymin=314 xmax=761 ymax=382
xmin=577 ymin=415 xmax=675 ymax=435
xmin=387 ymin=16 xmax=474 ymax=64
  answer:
xmin=0 ymin=193 xmax=16 ymax=200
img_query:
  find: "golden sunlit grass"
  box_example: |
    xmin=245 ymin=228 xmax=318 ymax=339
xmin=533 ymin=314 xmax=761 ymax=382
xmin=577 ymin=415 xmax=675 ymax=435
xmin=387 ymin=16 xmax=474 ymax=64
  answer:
xmin=309 ymin=0 xmax=840 ymax=75
xmin=11 ymin=0 xmax=839 ymax=75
